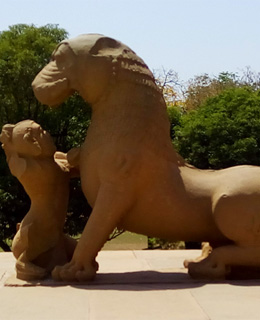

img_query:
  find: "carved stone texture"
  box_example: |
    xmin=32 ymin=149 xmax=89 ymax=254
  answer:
xmin=0 ymin=120 xmax=77 ymax=280
xmin=32 ymin=34 xmax=260 ymax=281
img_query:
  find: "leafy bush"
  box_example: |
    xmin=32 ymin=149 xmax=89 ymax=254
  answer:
xmin=175 ymin=87 xmax=260 ymax=169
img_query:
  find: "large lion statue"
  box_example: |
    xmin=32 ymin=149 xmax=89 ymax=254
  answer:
xmin=32 ymin=34 xmax=260 ymax=281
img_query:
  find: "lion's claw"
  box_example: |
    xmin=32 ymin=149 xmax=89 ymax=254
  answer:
xmin=52 ymin=261 xmax=97 ymax=282
xmin=75 ymin=270 xmax=96 ymax=282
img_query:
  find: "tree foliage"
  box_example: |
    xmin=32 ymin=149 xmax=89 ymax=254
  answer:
xmin=154 ymin=68 xmax=185 ymax=140
xmin=154 ymin=68 xmax=185 ymax=108
xmin=175 ymin=87 xmax=260 ymax=169
xmin=184 ymin=72 xmax=238 ymax=111
xmin=0 ymin=24 xmax=92 ymax=250
xmin=166 ymin=105 xmax=183 ymax=140
xmin=0 ymin=24 xmax=68 ymax=126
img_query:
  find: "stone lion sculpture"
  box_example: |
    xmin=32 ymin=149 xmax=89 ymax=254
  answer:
xmin=0 ymin=120 xmax=77 ymax=280
xmin=32 ymin=34 xmax=260 ymax=281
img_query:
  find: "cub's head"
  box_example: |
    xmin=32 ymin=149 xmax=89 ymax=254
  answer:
xmin=0 ymin=120 xmax=56 ymax=179
xmin=0 ymin=120 xmax=56 ymax=158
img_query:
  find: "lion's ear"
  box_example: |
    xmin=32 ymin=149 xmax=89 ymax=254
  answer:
xmin=8 ymin=153 xmax=27 ymax=179
xmin=90 ymin=37 xmax=121 ymax=56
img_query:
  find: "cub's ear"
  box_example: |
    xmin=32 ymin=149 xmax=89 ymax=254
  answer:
xmin=0 ymin=124 xmax=15 ymax=145
xmin=8 ymin=153 xmax=27 ymax=179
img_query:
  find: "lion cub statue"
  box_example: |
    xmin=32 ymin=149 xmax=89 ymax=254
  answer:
xmin=0 ymin=120 xmax=79 ymax=280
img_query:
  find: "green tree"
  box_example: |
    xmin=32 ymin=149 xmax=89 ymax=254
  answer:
xmin=0 ymin=24 xmax=91 ymax=250
xmin=175 ymin=87 xmax=260 ymax=169
xmin=184 ymin=72 xmax=238 ymax=111
xmin=166 ymin=105 xmax=183 ymax=140
xmin=0 ymin=24 xmax=68 ymax=126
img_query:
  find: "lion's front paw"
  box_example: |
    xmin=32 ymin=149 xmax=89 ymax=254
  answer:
xmin=52 ymin=260 xmax=98 ymax=282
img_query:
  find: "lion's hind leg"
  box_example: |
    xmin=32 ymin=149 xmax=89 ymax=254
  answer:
xmin=188 ymin=191 xmax=260 ymax=279
xmin=183 ymin=242 xmax=212 ymax=268
xmin=188 ymin=244 xmax=260 ymax=280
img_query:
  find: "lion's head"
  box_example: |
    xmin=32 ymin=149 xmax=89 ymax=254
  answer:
xmin=32 ymin=34 xmax=156 ymax=107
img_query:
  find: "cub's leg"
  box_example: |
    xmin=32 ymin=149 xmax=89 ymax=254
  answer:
xmin=16 ymin=251 xmax=47 ymax=281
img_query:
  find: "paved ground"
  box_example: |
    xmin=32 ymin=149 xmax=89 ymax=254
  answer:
xmin=1 ymin=250 xmax=260 ymax=320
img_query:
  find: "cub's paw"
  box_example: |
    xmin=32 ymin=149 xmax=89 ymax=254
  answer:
xmin=16 ymin=260 xmax=47 ymax=281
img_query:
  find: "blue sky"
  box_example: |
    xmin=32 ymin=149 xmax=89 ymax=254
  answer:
xmin=1 ymin=0 xmax=260 ymax=81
